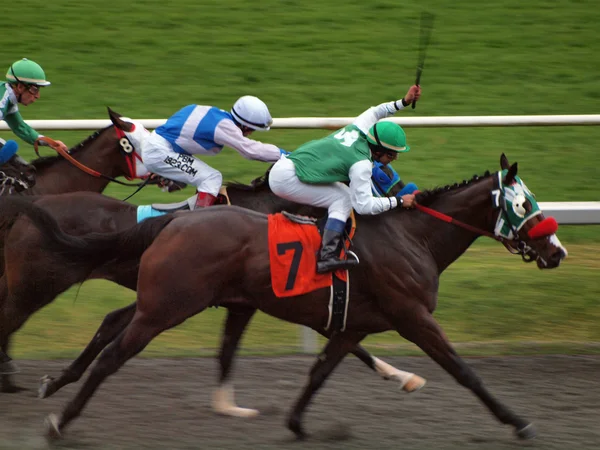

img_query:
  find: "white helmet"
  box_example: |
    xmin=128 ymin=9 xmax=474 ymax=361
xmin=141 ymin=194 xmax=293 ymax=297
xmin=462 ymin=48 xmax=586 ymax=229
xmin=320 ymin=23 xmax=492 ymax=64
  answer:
xmin=231 ymin=96 xmax=273 ymax=131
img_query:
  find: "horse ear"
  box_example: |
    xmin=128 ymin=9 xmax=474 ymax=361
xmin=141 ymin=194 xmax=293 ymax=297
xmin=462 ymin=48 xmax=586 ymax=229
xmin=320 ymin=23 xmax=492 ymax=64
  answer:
xmin=500 ymin=153 xmax=510 ymax=170
xmin=503 ymin=162 xmax=518 ymax=185
xmin=107 ymin=107 xmax=134 ymax=132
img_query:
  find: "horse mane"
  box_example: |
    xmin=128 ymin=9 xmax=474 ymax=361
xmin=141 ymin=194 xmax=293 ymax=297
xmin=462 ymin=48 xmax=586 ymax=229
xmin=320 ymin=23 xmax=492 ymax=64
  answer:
xmin=416 ymin=170 xmax=492 ymax=206
xmin=225 ymin=165 xmax=274 ymax=192
xmin=30 ymin=126 xmax=111 ymax=170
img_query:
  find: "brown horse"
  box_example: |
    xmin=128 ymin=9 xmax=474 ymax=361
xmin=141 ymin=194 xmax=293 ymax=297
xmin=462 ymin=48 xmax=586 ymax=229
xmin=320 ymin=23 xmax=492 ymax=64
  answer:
xmin=2 ymin=187 xmax=423 ymax=409
xmin=4 ymin=154 xmax=567 ymax=440
xmin=0 ymin=109 xmax=171 ymax=383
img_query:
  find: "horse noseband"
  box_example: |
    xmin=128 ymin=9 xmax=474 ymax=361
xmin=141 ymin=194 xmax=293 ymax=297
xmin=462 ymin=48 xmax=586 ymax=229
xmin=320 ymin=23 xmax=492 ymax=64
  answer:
xmin=517 ymin=240 xmax=537 ymax=263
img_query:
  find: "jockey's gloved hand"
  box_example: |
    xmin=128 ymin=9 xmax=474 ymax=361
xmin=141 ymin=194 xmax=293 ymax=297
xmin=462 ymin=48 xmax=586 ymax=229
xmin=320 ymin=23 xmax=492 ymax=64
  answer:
xmin=149 ymin=173 xmax=186 ymax=192
xmin=404 ymin=85 xmax=422 ymax=104
xmin=279 ymin=148 xmax=291 ymax=156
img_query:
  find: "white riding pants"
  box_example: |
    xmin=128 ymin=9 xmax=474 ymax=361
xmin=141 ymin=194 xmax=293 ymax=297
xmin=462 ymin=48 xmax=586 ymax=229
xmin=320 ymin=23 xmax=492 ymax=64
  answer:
xmin=141 ymin=131 xmax=222 ymax=196
xmin=269 ymin=156 xmax=352 ymax=222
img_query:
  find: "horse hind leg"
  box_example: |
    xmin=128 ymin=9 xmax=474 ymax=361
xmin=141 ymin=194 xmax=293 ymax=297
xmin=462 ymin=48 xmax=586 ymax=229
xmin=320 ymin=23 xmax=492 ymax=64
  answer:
xmin=45 ymin=312 xmax=161 ymax=439
xmin=213 ymin=307 xmax=259 ymax=418
xmin=317 ymin=328 xmax=426 ymax=393
xmin=39 ymin=302 xmax=137 ymax=399
xmin=394 ymin=309 xmax=536 ymax=440
xmin=287 ymin=331 xmax=366 ymax=439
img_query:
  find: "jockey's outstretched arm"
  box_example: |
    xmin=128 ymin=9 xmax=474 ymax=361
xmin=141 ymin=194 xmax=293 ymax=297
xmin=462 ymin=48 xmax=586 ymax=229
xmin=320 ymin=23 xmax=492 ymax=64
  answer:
xmin=353 ymin=85 xmax=421 ymax=134
xmin=215 ymin=120 xmax=282 ymax=162
xmin=4 ymin=110 xmax=40 ymax=145
xmin=353 ymin=101 xmax=408 ymax=135
xmin=4 ymin=111 xmax=64 ymax=151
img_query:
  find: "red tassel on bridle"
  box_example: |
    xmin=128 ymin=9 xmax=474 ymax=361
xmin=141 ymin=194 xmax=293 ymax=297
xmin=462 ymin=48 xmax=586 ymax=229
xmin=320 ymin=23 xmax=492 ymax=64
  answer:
xmin=527 ymin=217 xmax=558 ymax=239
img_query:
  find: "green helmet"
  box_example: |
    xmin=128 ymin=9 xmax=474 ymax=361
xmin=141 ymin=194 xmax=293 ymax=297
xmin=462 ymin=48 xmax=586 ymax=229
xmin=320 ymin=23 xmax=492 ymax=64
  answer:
xmin=5 ymin=58 xmax=51 ymax=86
xmin=366 ymin=121 xmax=410 ymax=153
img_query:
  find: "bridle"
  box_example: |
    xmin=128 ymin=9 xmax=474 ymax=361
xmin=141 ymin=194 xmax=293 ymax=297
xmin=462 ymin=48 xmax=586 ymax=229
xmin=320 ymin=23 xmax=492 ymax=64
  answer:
xmin=414 ymin=171 xmax=555 ymax=263
xmin=0 ymin=170 xmax=30 ymax=195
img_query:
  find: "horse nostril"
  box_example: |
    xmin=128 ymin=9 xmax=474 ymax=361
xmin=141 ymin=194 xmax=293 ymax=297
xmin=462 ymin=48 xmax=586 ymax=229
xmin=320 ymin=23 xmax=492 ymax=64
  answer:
xmin=551 ymin=250 xmax=565 ymax=265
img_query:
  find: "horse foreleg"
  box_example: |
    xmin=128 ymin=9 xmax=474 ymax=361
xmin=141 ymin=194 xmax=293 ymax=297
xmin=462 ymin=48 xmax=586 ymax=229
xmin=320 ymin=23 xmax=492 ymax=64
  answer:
xmin=287 ymin=331 xmax=366 ymax=439
xmin=396 ymin=309 xmax=536 ymax=440
xmin=0 ymin=340 xmax=23 ymax=393
xmin=0 ymin=281 xmax=24 ymax=391
xmin=0 ymin=276 xmax=21 ymax=387
xmin=39 ymin=302 xmax=137 ymax=399
xmin=317 ymin=328 xmax=425 ymax=392
xmin=0 ymin=349 xmax=18 ymax=374
xmin=213 ymin=306 xmax=259 ymax=418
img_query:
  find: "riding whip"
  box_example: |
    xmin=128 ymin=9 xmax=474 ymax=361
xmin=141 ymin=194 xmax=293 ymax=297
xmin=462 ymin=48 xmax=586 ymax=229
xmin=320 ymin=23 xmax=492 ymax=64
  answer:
xmin=412 ymin=11 xmax=435 ymax=109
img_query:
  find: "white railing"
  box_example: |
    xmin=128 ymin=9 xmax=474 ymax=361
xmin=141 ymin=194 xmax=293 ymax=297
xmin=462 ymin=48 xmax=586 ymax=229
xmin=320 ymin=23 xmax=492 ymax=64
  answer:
xmin=2 ymin=114 xmax=600 ymax=131
xmin=538 ymin=202 xmax=600 ymax=225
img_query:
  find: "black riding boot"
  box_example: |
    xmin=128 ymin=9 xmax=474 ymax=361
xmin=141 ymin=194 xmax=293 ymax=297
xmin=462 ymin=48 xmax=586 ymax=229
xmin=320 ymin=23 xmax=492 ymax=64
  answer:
xmin=316 ymin=229 xmax=359 ymax=274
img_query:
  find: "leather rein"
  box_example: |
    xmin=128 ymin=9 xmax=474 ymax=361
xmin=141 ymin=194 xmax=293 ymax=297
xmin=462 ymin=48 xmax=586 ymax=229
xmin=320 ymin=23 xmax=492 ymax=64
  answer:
xmin=34 ymin=129 xmax=146 ymax=187
xmin=413 ymin=176 xmax=543 ymax=263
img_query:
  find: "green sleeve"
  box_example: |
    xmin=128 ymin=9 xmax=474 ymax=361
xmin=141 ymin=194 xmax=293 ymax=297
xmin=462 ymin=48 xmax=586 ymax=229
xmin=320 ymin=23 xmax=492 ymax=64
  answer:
xmin=4 ymin=110 xmax=40 ymax=145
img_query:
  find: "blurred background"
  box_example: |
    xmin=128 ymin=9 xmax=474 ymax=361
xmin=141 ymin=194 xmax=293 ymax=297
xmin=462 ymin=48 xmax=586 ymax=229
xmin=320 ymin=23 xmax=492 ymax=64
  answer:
xmin=2 ymin=0 xmax=599 ymax=359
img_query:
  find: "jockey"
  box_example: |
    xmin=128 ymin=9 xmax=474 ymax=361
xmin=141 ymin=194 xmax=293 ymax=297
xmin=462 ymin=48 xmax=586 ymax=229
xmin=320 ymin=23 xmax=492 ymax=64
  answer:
xmin=269 ymin=84 xmax=421 ymax=274
xmin=0 ymin=58 xmax=68 ymax=165
xmin=141 ymin=96 xmax=286 ymax=209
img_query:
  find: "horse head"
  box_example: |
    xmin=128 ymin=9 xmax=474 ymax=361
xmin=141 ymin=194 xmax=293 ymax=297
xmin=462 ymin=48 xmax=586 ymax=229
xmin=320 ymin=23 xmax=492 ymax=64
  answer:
xmin=414 ymin=153 xmax=567 ymax=271
xmin=26 ymin=108 xmax=150 ymax=195
xmin=0 ymin=154 xmax=36 ymax=195
xmin=494 ymin=153 xmax=567 ymax=268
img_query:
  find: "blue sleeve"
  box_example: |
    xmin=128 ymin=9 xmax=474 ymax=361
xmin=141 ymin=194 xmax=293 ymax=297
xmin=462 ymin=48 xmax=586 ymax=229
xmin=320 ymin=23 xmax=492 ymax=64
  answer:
xmin=371 ymin=161 xmax=401 ymax=196
xmin=396 ymin=182 xmax=419 ymax=197
xmin=0 ymin=140 xmax=19 ymax=164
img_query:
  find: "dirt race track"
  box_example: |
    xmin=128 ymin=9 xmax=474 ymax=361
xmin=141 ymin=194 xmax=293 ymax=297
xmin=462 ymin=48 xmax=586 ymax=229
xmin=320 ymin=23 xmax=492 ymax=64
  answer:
xmin=0 ymin=355 xmax=599 ymax=450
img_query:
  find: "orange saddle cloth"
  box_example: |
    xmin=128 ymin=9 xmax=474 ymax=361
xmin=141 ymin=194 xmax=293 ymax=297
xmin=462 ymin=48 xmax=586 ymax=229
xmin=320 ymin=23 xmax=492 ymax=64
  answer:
xmin=267 ymin=213 xmax=333 ymax=298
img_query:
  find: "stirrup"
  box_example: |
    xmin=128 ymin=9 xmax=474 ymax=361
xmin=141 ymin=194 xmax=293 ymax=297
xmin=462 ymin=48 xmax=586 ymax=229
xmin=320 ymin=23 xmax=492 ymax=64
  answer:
xmin=346 ymin=251 xmax=360 ymax=264
xmin=316 ymin=257 xmax=359 ymax=274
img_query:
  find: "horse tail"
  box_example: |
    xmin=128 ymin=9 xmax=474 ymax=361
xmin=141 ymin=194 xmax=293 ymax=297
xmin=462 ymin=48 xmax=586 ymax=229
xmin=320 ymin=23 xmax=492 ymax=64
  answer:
xmin=0 ymin=196 xmax=37 ymax=233
xmin=0 ymin=197 xmax=174 ymax=264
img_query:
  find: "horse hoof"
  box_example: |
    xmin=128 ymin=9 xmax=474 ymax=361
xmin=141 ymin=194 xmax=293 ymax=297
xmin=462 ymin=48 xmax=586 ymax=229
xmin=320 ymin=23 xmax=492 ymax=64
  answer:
xmin=212 ymin=385 xmax=260 ymax=418
xmin=402 ymin=374 xmax=426 ymax=393
xmin=45 ymin=413 xmax=62 ymax=440
xmin=214 ymin=405 xmax=260 ymax=418
xmin=0 ymin=359 xmax=19 ymax=375
xmin=515 ymin=423 xmax=537 ymax=440
xmin=38 ymin=375 xmax=54 ymax=399
xmin=288 ymin=417 xmax=307 ymax=440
